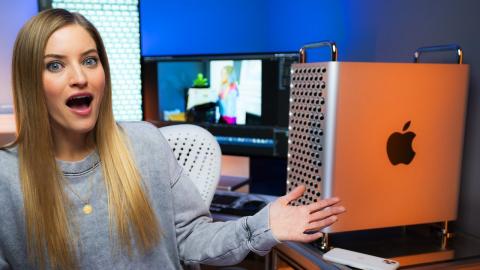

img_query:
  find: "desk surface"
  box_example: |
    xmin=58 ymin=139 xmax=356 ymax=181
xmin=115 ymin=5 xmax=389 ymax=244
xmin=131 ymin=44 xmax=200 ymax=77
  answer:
xmin=211 ymin=191 xmax=480 ymax=270
xmin=282 ymin=224 xmax=480 ymax=269
xmin=217 ymin=175 xmax=250 ymax=191
xmin=275 ymin=240 xmax=480 ymax=270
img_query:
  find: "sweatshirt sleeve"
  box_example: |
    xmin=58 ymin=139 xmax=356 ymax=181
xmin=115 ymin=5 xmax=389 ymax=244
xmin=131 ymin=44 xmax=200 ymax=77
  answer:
xmin=0 ymin=177 xmax=12 ymax=270
xmin=172 ymin=169 xmax=280 ymax=266
xmin=0 ymin=250 xmax=10 ymax=270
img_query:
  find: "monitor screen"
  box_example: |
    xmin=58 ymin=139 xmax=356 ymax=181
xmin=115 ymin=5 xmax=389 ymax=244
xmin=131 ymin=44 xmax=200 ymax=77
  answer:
xmin=160 ymin=59 xmax=262 ymax=126
xmin=143 ymin=53 xmax=298 ymax=157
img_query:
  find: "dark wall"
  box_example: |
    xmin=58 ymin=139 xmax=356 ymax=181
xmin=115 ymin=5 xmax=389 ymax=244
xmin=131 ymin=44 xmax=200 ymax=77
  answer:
xmin=336 ymin=0 xmax=480 ymax=238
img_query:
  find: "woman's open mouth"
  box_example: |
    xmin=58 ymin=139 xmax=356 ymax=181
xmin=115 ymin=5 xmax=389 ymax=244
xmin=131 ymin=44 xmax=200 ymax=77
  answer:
xmin=66 ymin=94 xmax=93 ymax=116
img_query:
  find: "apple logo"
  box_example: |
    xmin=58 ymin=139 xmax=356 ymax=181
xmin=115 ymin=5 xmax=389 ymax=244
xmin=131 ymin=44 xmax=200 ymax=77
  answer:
xmin=386 ymin=121 xmax=416 ymax=165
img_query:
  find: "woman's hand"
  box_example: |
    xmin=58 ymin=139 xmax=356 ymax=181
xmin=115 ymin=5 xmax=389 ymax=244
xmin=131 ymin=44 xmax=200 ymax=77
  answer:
xmin=269 ymin=185 xmax=346 ymax=242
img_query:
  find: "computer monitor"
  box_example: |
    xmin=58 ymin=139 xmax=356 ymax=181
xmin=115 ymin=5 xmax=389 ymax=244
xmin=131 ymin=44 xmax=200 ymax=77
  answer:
xmin=142 ymin=53 xmax=298 ymax=157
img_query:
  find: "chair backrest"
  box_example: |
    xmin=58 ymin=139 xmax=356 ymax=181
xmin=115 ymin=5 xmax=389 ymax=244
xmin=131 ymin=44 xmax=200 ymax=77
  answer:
xmin=159 ymin=124 xmax=221 ymax=206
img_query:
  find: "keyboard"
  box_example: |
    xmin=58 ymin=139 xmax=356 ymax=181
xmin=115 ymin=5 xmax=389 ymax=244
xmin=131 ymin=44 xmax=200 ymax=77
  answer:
xmin=210 ymin=193 xmax=267 ymax=216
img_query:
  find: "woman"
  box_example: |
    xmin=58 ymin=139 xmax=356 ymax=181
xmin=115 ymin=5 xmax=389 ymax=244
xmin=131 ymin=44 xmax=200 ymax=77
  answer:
xmin=217 ymin=65 xmax=238 ymax=124
xmin=0 ymin=9 xmax=345 ymax=270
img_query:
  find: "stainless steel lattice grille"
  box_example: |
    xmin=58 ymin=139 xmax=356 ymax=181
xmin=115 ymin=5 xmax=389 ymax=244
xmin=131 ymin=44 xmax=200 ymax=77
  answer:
xmin=287 ymin=63 xmax=328 ymax=206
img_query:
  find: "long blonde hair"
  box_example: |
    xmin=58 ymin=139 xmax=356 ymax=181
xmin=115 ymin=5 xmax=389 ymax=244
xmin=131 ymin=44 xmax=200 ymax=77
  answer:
xmin=11 ymin=9 xmax=160 ymax=269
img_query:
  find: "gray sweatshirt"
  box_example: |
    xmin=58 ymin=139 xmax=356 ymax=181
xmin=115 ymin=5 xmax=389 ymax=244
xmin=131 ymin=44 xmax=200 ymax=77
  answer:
xmin=0 ymin=121 xmax=279 ymax=269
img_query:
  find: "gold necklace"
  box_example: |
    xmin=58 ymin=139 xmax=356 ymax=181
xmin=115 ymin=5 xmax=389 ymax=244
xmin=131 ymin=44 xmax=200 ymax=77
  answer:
xmin=65 ymin=170 xmax=96 ymax=215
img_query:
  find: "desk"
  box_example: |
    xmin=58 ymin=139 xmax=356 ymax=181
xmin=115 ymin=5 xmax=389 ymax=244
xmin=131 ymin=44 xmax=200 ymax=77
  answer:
xmin=211 ymin=191 xmax=480 ymax=270
xmin=269 ymin=225 xmax=480 ymax=270
xmin=270 ymin=241 xmax=480 ymax=270
xmin=217 ymin=175 xmax=250 ymax=191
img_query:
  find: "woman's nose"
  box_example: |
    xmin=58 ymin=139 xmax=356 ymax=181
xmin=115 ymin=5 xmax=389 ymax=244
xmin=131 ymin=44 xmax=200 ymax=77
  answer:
xmin=69 ymin=64 xmax=88 ymax=88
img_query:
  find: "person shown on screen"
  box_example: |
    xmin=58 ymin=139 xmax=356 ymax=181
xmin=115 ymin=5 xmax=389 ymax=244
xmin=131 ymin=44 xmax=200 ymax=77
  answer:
xmin=218 ymin=65 xmax=239 ymax=124
xmin=0 ymin=9 xmax=345 ymax=270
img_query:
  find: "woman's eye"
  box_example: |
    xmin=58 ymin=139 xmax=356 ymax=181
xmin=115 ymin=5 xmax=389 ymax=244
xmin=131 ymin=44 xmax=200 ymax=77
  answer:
xmin=46 ymin=61 xmax=63 ymax=72
xmin=83 ymin=57 xmax=98 ymax=66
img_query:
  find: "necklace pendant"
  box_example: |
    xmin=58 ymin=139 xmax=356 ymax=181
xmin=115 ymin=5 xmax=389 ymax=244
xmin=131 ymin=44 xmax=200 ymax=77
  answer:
xmin=83 ymin=204 xmax=93 ymax=215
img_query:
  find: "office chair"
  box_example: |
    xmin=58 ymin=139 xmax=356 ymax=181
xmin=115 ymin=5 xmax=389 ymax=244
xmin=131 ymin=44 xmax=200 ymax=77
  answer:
xmin=160 ymin=124 xmax=248 ymax=270
xmin=159 ymin=124 xmax=221 ymax=206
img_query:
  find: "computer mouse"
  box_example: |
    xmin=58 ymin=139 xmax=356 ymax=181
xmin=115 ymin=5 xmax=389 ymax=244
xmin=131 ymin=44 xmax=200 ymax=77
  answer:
xmin=241 ymin=200 xmax=267 ymax=211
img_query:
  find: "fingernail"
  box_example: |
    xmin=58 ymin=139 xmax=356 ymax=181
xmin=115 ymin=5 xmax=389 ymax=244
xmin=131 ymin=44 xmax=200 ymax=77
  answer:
xmin=339 ymin=206 xmax=345 ymax=211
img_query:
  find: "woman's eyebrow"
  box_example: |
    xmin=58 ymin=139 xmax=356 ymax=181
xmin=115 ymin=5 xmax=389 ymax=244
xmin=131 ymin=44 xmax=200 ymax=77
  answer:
xmin=44 ymin=49 xmax=98 ymax=59
xmin=81 ymin=48 xmax=98 ymax=56
xmin=44 ymin=53 xmax=65 ymax=59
